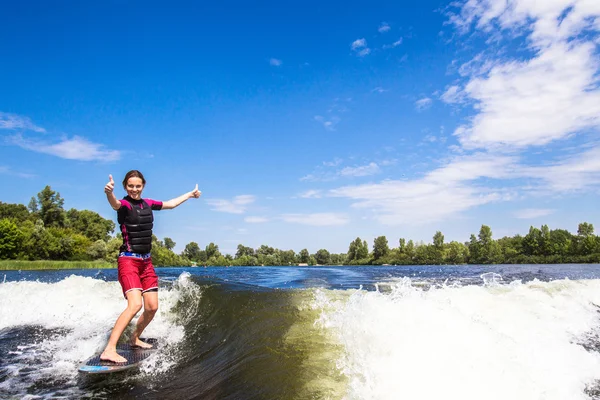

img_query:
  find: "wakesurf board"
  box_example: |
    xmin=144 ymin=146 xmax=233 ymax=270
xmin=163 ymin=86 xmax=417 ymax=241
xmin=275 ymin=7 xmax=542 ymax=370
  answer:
xmin=78 ymin=338 xmax=158 ymax=374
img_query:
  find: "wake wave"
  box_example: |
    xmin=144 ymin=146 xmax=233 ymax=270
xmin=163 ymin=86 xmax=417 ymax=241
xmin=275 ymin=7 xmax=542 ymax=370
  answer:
xmin=314 ymin=277 xmax=600 ymax=400
xmin=2 ymin=271 xmax=600 ymax=399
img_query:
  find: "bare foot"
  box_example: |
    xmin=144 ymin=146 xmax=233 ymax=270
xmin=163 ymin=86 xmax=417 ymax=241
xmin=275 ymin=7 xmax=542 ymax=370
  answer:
xmin=131 ymin=338 xmax=153 ymax=349
xmin=100 ymin=349 xmax=127 ymax=363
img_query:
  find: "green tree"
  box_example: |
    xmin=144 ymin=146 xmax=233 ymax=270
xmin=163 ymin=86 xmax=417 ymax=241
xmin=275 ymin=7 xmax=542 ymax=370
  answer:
xmin=0 ymin=202 xmax=30 ymax=222
xmin=497 ymin=235 xmax=522 ymax=262
xmin=164 ymin=237 xmax=176 ymax=251
xmin=446 ymin=241 xmax=467 ymax=264
xmin=279 ymin=249 xmax=296 ymax=265
xmin=28 ymin=197 xmax=39 ymax=213
xmin=183 ymin=242 xmax=201 ymax=261
xmin=66 ymin=209 xmax=115 ymax=241
xmin=235 ymin=244 xmax=254 ymax=258
xmin=414 ymin=244 xmax=438 ymax=265
xmin=69 ymin=233 xmax=93 ymax=261
xmin=105 ymin=236 xmax=122 ymax=262
xmin=87 ymin=239 xmax=108 ymax=260
xmin=35 ymin=186 xmax=66 ymax=228
xmin=405 ymin=240 xmax=415 ymax=260
xmin=205 ymin=242 xmax=221 ymax=259
xmin=576 ymin=222 xmax=596 ymax=256
xmin=46 ymin=227 xmax=75 ymax=260
xmin=347 ymin=238 xmax=359 ymax=262
xmin=398 ymin=238 xmax=406 ymax=253
xmin=153 ymin=245 xmax=187 ymax=266
xmin=347 ymin=237 xmax=370 ymax=263
xmin=433 ymin=231 xmax=444 ymax=249
xmin=258 ymin=253 xmax=280 ymax=266
xmin=432 ymin=231 xmax=445 ymax=264
xmin=315 ymin=249 xmax=331 ymax=265
xmin=477 ymin=225 xmax=501 ymax=263
xmin=235 ymin=254 xmax=258 ymax=266
xmin=22 ymin=219 xmax=52 ymax=260
xmin=256 ymin=244 xmax=275 ymax=256
xmin=547 ymin=229 xmax=573 ymax=257
xmin=468 ymin=234 xmax=480 ymax=263
xmin=373 ymin=236 xmax=389 ymax=261
xmin=299 ymin=248 xmax=310 ymax=263
xmin=0 ymin=219 xmax=24 ymax=259
xmin=579 ymin=235 xmax=598 ymax=256
xmin=522 ymin=226 xmax=542 ymax=256
xmin=330 ymin=253 xmax=346 ymax=265
xmin=577 ymin=222 xmax=594 ymax=237
xmin=358 ymin=240 xmax=369 ymax=260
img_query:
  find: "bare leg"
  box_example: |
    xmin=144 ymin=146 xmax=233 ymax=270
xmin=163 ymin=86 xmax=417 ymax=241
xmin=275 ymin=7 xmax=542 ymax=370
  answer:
xmin=100 ymin=290 xmax=143 ymax=362
xmin=130 ymin=290 xmax=158 ymax=348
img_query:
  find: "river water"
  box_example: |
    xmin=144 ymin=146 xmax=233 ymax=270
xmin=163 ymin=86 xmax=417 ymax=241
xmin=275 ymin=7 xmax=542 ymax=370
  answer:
xmin=1 ymin=264 xmax=600 ymax=399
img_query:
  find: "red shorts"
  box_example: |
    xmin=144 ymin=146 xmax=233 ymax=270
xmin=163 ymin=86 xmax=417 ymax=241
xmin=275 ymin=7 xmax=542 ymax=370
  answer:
xmin=117 ymin=255 xmax=159 ymax=299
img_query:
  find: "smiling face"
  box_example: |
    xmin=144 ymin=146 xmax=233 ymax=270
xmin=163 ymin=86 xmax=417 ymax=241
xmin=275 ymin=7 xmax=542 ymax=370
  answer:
xmin=125 ymin=177 xmax=144 ymax=200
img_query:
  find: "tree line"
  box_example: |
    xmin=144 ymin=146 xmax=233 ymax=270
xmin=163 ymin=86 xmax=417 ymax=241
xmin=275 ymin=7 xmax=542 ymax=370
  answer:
xmin=1 ymin=186 xmax=599 ymax=266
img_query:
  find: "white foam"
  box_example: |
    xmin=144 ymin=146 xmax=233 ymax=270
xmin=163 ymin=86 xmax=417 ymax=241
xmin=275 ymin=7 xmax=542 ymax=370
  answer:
xmin=0 ymin=273 xmax=199 ymax=396
xmin=314 ymin=277 xmax=600 ymax=400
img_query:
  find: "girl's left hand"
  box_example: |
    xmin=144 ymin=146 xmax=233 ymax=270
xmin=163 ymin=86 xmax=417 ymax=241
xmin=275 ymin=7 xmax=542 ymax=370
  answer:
xmin=191 ymin=184 xmax=202 ymax=199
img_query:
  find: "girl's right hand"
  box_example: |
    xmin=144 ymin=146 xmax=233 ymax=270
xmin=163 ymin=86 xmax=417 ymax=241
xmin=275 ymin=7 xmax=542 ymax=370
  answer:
xmin=105 ymin=174 xmax=115 ymax=194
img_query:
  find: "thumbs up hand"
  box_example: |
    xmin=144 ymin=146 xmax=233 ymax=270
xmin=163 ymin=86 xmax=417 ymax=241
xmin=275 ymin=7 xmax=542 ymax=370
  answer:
xmin=191 ymin=184 xmax=201 ymax=199
xmin=105 ymin=174 xmax=115 ymax=194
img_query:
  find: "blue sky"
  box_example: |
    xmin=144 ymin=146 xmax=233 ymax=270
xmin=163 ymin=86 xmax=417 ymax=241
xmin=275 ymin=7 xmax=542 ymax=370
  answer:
xmin=1 ymin=0 xmax=599 ymax=254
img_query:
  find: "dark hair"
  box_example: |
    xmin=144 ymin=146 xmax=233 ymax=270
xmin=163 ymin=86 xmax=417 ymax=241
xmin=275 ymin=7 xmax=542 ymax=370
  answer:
xmin=122 ymin=170 xmax=146 ymax=189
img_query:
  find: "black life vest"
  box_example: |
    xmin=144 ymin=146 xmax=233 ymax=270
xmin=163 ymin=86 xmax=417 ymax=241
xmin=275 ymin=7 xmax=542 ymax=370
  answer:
xmin=118 ymin=197 xmax=154 ymax=254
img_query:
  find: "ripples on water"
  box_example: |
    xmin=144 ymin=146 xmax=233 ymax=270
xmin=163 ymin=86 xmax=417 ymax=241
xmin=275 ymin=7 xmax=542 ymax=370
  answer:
xmin=1 ymin=264 xmax=600 ymax=399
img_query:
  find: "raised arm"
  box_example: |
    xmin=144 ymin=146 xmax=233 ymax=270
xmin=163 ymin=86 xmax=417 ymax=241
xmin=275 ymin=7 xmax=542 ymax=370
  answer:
xmin=162 ymin=184 xmax=201 ymax=210
xmin=104 ymin=174 xmax=122 ymax=210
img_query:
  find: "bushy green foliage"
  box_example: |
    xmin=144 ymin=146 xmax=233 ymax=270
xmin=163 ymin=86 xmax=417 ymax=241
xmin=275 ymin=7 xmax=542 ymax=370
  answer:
xmin=2 ymin=186 xmax=599 ymax=268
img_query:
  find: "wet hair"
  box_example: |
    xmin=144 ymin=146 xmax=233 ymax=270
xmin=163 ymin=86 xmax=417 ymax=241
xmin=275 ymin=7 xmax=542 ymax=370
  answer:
xmin=122 ymin=170 xmax=146 ymax=189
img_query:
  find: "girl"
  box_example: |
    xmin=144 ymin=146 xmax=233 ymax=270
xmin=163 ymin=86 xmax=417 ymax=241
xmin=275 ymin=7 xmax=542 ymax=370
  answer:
xmin=101 ymin=170 xmax=201 ymax=363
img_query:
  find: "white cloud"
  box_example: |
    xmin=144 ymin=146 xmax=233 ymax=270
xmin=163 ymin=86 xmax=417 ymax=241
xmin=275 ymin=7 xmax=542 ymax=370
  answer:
xmin=441 ymin=85 xmax=466 ymax=104
xmin=357 ymin=48 xmax=371 ymax=57
xmin=245 ymin=216 xmax=268 ymax=223
xmin=448 ymin=1 xmax=600 ymax=150
xmin=0 ymin=166 xmax=36 ymax=178
xmin=301 ymin=159 xmax=386 ymax=182
xmin=323 ymin=158 xmax=343 ymax=167
xmin=207 ymin=195 xmax=256 ymax=214
xmin=280 ymin=213 xmax=349 ymax=226
xmin=423 ymin=134 xmax=438 ymax=143
xmin=300 ymin=174 xmax=318 ymax=182
xmin=351 ymin=38 xmax=367 ymax=50
xmin=372 ymin=87 xmax=389 ymax=93
xmin=513 ymin=208 xmax=555 ymax=219
xmin=269 ymin=58 xmax=282 ymax=66
xmin=299 ymin=190 xmax=322 ymax=198
xmin=314 ymin=115 xmax=340 ymax=131
xmin=0 ymin=112 xmax=46 ymax=133
xmin=383 ymin=38 xmax=403 ymax=49
xmin=351 ymin=38 xmax=371 ymax=57
xmin=7 ymin=134 xmax=120 ymax=161
xmin=378 ymin=22 xmax=391 ymax=33
xmin=380 ymin=159 xmax=398 ymax=166
xmin=327 ymin=142 xmax=600 ymax=225
xmin=522 ymin=145 xmax=600 ymax=192
xmin=329 ymin=153 xmax=517 ymax=225
xmin=415 ymin=97 xmax=432 ymax=111
xmin=340 ymin=162 xmax=380 ymax=177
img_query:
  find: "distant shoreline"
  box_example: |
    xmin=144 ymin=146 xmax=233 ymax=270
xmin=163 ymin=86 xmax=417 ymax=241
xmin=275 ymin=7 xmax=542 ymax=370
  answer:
xmin=2 ymin=260 xmax=600 ymax=271
xmin=0 ymin=260 xmax=115 ymax=271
